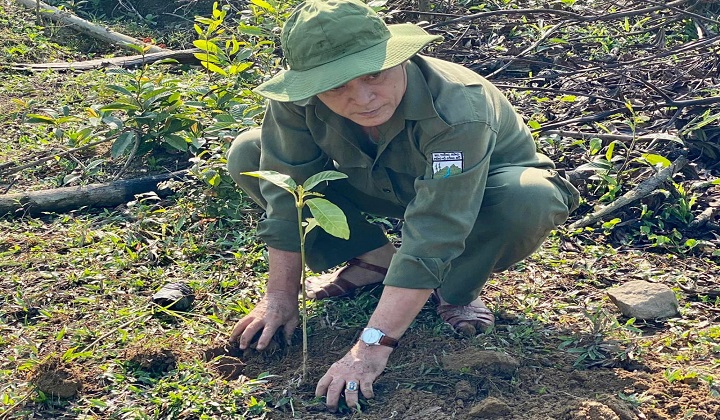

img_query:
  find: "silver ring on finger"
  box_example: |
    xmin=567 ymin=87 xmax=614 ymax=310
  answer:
xmin=345 ymin=381 xmax=359 ymax=392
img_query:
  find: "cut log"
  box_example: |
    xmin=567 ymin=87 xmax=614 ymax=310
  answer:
xmin=11 ymin=48 xmax=201 ymax=71
xmin=14 ymin=0 xmax=165 ymax=54
xmin=0 ymin=171 xmax=186 ymax=216
xmin=569 ymin=156 xmax=688 ymax=229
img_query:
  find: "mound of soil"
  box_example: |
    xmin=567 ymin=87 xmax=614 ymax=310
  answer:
xmin=29 ymin=357 xmax=82 ymax=399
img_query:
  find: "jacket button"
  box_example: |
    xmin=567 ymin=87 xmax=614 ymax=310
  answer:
xmin=382 ymin=188 xmax=391 ymax=193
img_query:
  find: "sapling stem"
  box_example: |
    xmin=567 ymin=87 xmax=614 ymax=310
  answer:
xmin=241 ymin=170 xmax=349 ymax=384
xmin=296 ymin=194 xmax=309 ymax=380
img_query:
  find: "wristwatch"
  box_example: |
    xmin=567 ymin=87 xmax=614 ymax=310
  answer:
xmin=360 ymin=327 xmax=398 ymax=348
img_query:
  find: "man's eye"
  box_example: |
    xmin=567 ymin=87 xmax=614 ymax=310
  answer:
xmin=366 ymin=71 xmax=382 ymax=80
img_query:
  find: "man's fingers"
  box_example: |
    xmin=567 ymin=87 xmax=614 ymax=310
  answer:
xmin=229 ymin=316 xmax=254 ymax=344
xmin=254 ymin=321 xmax=280 ymax=350
xmin=315 ymin=374 xmax=332 ymax=397
xmin=282 ymin=318 xmax=299 ymax=345
xmin=324 ymin=379 xmax=345 ymax=412
xmin=237 ymin=320 xmax=264 ymax=349
xmin=344 ymin=379 xmax=361 ymax=410
xmin=360 ymin=379 xmax=374 ymax=399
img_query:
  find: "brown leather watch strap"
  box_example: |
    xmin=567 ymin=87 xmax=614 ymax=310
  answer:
xmin=378 ymin=335 xmax=399 ymax=348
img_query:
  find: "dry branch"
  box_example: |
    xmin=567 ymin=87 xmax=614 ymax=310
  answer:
xmin=423 ymin=0 xmax=689 ymax=29
xmin=0 ymin=171 xmax=186 ymax=216
xmin=569 ymin=156 xmax=688 ymax=229
xmin=11 ymin=48 xmax=201 ymax=71
xmin=0 ymin=138 xmax=113 ymax=177
xmin=14 ymin=0 xmax=165 ymax=53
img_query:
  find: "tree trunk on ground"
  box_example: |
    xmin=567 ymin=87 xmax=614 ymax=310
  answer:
xmin=11 ymin=49 xmax=201 ymax=71
xmin=14 ymin=0 xmax=165 ymax=54
xmin=0 ymin=171 xmax=186 ymax=216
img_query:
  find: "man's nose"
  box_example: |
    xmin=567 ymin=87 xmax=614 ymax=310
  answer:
xmin=348 ymin=81 xmax=374 ymax=105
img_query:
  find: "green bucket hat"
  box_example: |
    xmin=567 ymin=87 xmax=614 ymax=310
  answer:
xmin=253 ymin=0 xmax=442 ymax=102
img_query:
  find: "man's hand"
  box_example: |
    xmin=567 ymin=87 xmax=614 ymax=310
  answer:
xmin=229 ymin=291 xmax=300 ymax=350
xmin=315 ymin=343 xmax=392 ymax=412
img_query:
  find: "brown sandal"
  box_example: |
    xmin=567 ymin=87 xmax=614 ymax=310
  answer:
xmin=433 ymin=291 xmax=495 ymax=336
xmin=307 ymin=258 xmax=388 ymax=300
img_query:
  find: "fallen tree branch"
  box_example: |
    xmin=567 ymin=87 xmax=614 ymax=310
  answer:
xmin=10 ymin=48 xmax=201 ymax=71
xmin=569 ymin=156 xmax=689 ymax=229
xmin=688 ymin=205 xmax=719 ymax=229
xmin=0 ymin=170 xmax=186 ymax=216
xmin=14 ymin=0 xmax=165 ymax=54
xmin=541 ymin=130 xmax=682 ymax=144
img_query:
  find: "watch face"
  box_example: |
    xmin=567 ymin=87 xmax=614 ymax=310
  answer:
xmin=362 ymin=328 xmax=382 ymax=344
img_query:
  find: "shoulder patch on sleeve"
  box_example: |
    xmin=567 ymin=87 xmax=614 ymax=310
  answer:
xmin=432 ymin=152 xmax=464 ymax=178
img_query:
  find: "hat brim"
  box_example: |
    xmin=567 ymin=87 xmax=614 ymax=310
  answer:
xmin=253 ymin=24 xmax=442 ymax=102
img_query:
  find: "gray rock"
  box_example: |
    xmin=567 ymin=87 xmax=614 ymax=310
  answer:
xmin=607 ymin=280 xmax=679 ymax=320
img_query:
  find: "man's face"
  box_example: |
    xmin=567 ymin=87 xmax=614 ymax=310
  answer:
xmin=316 ymin=63 xmax=407 ymax=128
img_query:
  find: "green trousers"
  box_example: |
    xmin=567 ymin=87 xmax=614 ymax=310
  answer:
xmin=227 ymin=129 xmax=579 ymax=305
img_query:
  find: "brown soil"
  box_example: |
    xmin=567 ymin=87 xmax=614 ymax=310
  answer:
xmin=29 ymin=357 xmax=82 ymax=399
xmin=210 ymin=305 xmax=719 ymax=419
xmin=123 ymin=336 xmax=185 ymax=375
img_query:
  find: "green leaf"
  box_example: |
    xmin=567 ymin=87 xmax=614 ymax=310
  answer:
xmin=642 ymin=153 xmax=671 ymax=168
xmin=228 ymin=62 xmax=253 ymax=75
xmin=193 ymin=52 xmax=221 ymax=64
xmin=575 ymin=159 xmax=612 ymax=172
xmin=154 ymin=58 xmax=180 ymax=65
xmin=164 ymin=134 xmax=188 ymax=151
xmin=126 ymin=44 xmax=145 ymax=54
xmin=241 ymin=170 xmax=296 ymax=192
xmin=106 ymin=84 xmax=134 ymax=97
xmin=112 ymin=131 xmax=136 ymax=158
xmin=711 ymin=179 xmax=720 ymax=185
xmin=237 ymin=24 xmax=263 ymax=36
xmin=605 ymin=141 xmax=616 ymax=161
xmin=250 ymin=0 xmax=276 ymax=12
xmin=25 ymin=114 xmax=56 ymax=124
xmin=200 ymin=61 xmax=228 ymax=76
xmin=193 ymin=39 xmax=221 ymax=54
xmin=304 ymin=218 xmax=318 ymax=235
xmin=101 ymin=102 xmax=140 ymax=112
xmin=306 ymin=198 xmax=349 ymax=240
xmin=302 ymin=170 xmax=348 ymax=191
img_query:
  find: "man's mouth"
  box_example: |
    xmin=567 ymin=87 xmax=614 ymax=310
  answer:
xmin=359 ymin=107 xmax=380 ymax=117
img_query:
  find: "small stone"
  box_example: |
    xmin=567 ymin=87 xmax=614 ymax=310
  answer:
xmin=563 ymin=400 xmax=620 ymax=420
xmin=442 ymin=349 xmax=520 ymax=377
xmin=607 ymin=280 xmax=679 ymax=320
xmin=468 ymin=397 xmax=511 ymax=418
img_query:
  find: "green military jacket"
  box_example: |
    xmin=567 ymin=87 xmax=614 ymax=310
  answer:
xmin=256 ymin=55 xmax=554 ymax=290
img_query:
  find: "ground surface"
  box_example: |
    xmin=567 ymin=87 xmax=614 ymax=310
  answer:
xmin=1 ymin=0 xmax=719 ymax=419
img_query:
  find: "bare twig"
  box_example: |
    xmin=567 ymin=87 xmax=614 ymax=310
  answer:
xmin=423 ymin=0 xmax=689 ymax=30
xmin=486 ymin=21 xmax=568 ymax=79
xmin=113 ymin=130 xmax=141 ymax=180
xmin=0 ymin=137 xmax=114 ymax=178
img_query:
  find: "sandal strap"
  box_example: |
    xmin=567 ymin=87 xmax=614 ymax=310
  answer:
xmin=311 ymin=276 xmax=358 ymax=300
xmin=436 ymin=301 xmax=495 ymax=331
xmin=347 ymin=258 xmax=389 ymax=275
